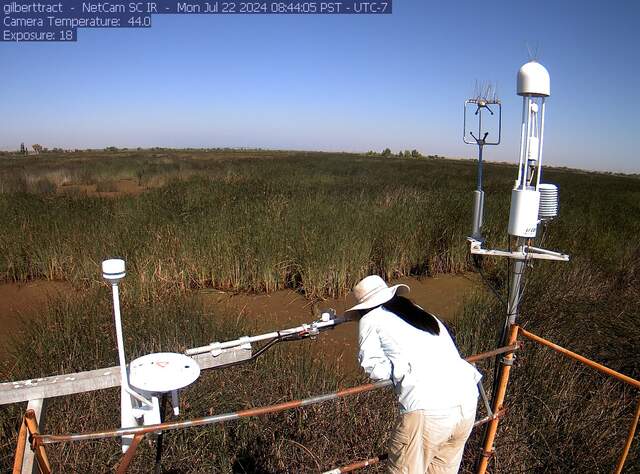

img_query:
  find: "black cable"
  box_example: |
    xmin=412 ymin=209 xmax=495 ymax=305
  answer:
xmin=154 ymin=393 xmax=168 ymax=474
xmin=209 ymin=321 xmax=347 ymax=371
xmin=472 ymin=255 xmax=508 ymax=310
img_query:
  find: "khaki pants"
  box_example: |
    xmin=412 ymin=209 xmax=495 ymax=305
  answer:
xmin=386 ymin=404 xmax=476 ymax=474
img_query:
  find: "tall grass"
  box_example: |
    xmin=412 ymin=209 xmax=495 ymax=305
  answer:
xmin=2 ymin=151 xmax=636 ymax=298
xmin=0 ymin=152 xmax=481 ymax=296
xmin=454 ymin=253 xmax=640 ymax=472
xmin=0 ymin=150 xmax=638 ymax=472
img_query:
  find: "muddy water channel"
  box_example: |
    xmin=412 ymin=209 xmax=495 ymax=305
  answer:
xmin=0 ymin=274 xmax=481 ymax=374
xmin=198 ymin=273 xmax=480 ymax=373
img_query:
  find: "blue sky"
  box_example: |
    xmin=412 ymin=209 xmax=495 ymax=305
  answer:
xmin=1 ymin=1 xmax=638 ymax=172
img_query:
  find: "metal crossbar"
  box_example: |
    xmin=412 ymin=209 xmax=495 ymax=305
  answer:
xmin=478 ymin=326 xmax=640 ymax=474
xmin=12 ymin=328 xmax=640 ymax=474
xmin=32 ymin=344 xmax=518 ymax=445
xmin=14 ymin=344 xmax=518 ymax=472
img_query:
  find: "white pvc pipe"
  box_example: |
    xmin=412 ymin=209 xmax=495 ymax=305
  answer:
xmin=111 ymin=283 xmax=153 ymax=408
xmin=112 ymin=283 xmax=129 ymax=390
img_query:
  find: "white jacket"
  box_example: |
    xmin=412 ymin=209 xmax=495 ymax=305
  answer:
xmin=358 ymin=306 xmax=481 ymax=414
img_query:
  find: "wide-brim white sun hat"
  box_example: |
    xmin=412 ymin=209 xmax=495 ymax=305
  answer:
xmin=345 ymin=275 xmax=410 ymax=314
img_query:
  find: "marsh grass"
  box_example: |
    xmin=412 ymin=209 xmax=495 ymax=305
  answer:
xmin=0 ymin=150 xmax=638 ymax=472
xmin=0 ymin=151 xmax=509 ymax=295
xmin=455 ymin=254 xmax=640 ymax=473
xmin=2 ymin=151 xmax=637 ymax=298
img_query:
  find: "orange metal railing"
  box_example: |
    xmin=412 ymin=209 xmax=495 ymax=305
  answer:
xmin=11 ymin=418 xmax=28 ymax=474
xmin=477 ymin=326 xmax=639 ymax=474
xmin=517 ymin=327 xmax=640 ymax=474
xmin=14 ymin=345 xmax=515 ymax=472
xmin=518 ymin=327 xmax=640 ymax=389
xmin=16 ymin=409 xmax=52 ymax=474
xmin=12 ymin=330 xmax=639 ymax=474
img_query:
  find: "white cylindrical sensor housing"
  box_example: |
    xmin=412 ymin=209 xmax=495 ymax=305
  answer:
xmin=508 ymin=188 xmax=540 ymax=237
xmin=527 ymin=136 xmax=539 ymax=162
xmin=102 ymin=258 xmax=126 ymax=282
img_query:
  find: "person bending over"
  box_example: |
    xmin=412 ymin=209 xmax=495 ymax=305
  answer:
xmin=347 ymin=275 xmax=480 ymax=474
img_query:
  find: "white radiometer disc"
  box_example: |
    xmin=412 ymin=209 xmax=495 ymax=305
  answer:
xmin=129 ymin=352 xmax=200 ymax=393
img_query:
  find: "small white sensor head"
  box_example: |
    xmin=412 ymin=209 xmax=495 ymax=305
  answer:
xmin=517 ymin=61 xmax=550 ymax=97
xmin=102 ymin=258 xmax=126 ymax=283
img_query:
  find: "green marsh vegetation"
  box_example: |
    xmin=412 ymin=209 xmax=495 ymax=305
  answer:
xmin=0 ymin=150 xmax=638 ymax=472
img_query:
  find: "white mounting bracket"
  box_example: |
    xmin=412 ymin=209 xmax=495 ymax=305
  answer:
xmin=469 ymin=238 xmax=569 ymax=262
xmin=186 ymin=317 xmax=342 ymax=357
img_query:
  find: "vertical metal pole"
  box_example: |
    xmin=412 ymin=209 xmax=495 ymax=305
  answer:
xmin=471 ymin=142 xmax=485 ymax=241
xmin=536 ymin=98 xmax=546 ymax=189
xmin=112 ymin=282 xmax=136 ymax=452
xmin=477 ymin=143 xmax=484 ymax=191
xmin=506 ymin=245 xmax=526 ymax=326
xmin=516 ymin=98 xmax=527 ymax=186
xmin=471 ymin=107 xmax=485 ymax=241
xmin=12 ymin=418 xmax=28 ymax=474
xmin=477 ymin=241 xmax=526 ymax=473
xmin=112 ymin=283 xmax=129 ymax=389
xmin=476 ymin=325 xmax=520 ymax=474
xmin=523 ymin=98 xmax=533 ymax=188
xmin=478 ymin=106 xmax=483 ymax=151
xmin=23 ymin=399 xmax=46 ymax=474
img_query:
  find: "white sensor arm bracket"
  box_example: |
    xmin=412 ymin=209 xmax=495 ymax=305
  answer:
xmin=208 ymin=342 xmax=223 ymax=357
xmin=186 ymin=317 xmax=342 ymax=357
xmin=469 ymin=238 xmax=569 ymax=262
xmin=238 ymin=336 xmax=252 ymax=350
xmin=125 ymin=385 xmax=154 ymax=407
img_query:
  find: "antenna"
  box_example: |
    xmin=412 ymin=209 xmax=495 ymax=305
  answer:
xmin=102 ymin=258 xmax=201 ymax=466
xmin=526 ymin=41 xmax=541 ymax=62
xmin=463 ymin=80 xmax=502 ymax=241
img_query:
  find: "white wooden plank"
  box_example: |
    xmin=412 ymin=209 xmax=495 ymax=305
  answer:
xmin=0 ymin=347 xmax=252 ymax=405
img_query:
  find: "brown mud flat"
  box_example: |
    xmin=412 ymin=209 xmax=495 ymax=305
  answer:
xmin=0 ymin=281 xmax=74 ymax=362
xmin=0 ymin=274 xmax=481 ymax=373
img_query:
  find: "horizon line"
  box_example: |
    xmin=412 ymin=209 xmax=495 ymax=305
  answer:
xmin=2 ymin=146 xmax=638 ymax=177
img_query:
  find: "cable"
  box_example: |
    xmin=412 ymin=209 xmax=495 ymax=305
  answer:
xmin=211 ymin=324 xmax=341 ymax=371
xmin=472 ymin=255 xmax=508 ymax=310
xmin=479 ymin=235 xmax=525 ymax=472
